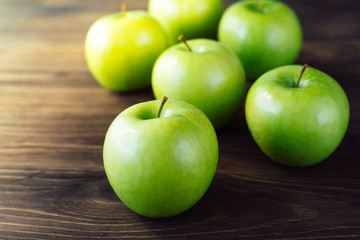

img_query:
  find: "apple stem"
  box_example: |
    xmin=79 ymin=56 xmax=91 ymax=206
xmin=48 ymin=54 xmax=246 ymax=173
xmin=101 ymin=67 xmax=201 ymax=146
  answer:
xmin=178 ymin=34 xmax=192 ymax=52
xmin=156 ymin=96 xmax=169 ymax=118
xmin=121 ymin=0 xmax=128 ymax=13
xmin=256 ymin=0 xmax=260 ymax=11
xmin=296 ymin=63 xmax=309 ymax=88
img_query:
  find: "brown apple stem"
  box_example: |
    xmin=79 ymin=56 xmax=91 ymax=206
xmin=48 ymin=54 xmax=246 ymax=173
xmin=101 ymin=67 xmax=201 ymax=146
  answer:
xmin=178 ymin=34 xmax=192 ymax=52
xmin=156 ymin=96 xmax=168 ymax=118
xmin=256 ymin=0 xmax=260 ymax=11
xmin=296 ymin=63 xmax=309 ymax=88
xmin=121 ymin=0 xmax=129 ymax=13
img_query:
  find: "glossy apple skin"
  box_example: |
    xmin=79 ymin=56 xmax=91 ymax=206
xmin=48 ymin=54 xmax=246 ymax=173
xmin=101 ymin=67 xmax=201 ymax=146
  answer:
xmin=218 ymin=0 xmax=302 ymax=79
xmin=148 ymin=0 xmax=223 ymax=45
xmin=85 ymin=11 xmax=168 ymax=92
xmin=152 ymin=39 xmax=246 ymax=129
xmin=103 ymin=99 xmax=218 ymax=218
xmin=245 ymin=65 xmax=350 ymax=167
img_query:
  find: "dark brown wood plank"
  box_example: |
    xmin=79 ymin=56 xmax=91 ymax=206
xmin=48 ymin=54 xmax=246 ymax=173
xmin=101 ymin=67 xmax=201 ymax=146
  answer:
xmin=0 ymin=0 xmax=359 ymax=239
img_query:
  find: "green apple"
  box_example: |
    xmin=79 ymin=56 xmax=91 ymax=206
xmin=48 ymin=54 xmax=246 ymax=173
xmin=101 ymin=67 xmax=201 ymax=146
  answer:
xmin=152 ymin=37 xmax=246 ymax=129
xmin=245 ymin=64 xmax=350 ymax=167
xmin=148 ymin=0 xmax=223 ymax=45
xmin=218 ymin=0 xmax=302 ymax=79
xmin=85 ymin=7 xmax=168 ymax=91
xmin=103 ymin=97 xmax=218 ymax=218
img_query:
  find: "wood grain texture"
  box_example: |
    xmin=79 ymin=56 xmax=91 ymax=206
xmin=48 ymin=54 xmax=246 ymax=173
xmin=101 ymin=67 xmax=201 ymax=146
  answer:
xmin=0 ymin=0 xmax=359 ymax=239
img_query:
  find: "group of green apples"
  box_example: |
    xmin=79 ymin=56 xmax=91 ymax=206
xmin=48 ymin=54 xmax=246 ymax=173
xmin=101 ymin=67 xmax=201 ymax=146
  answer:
xmin=85 ymin=0 xmax=350 ymax=218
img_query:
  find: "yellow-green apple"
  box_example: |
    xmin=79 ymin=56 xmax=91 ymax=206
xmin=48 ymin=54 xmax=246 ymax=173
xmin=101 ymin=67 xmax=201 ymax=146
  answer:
xmin=85 ymin=4 xmax=168 ymax=91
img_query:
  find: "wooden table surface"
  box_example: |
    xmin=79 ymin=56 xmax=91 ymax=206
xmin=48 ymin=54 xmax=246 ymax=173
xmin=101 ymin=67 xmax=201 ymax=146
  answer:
xmin=0 ymin=0 xmax=359 ymax=239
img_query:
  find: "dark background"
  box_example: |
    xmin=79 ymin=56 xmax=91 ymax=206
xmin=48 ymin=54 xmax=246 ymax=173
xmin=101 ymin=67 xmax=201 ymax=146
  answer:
xmin=0 ymin=0 xmax=359 ymax=239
